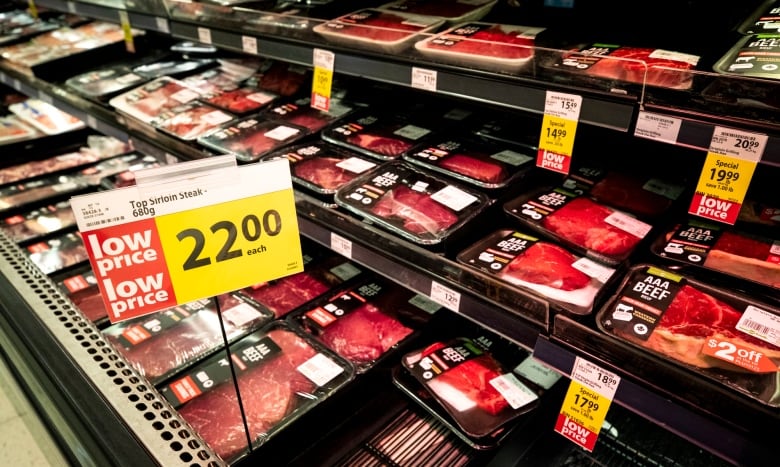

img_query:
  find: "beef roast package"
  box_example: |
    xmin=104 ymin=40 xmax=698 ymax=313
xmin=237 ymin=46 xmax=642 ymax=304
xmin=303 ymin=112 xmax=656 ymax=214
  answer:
xmin=651 ymin=218 xmax=780 ymax=292
xmin=503 ymin=184 xmax=653 ymax=266
xmin=197 ymin=115 xmax=309 ymax=162
xmin=402 ymin=134 xmax=535 ymax=190
xmin=151 ymin=101 xmax=236 ymax=141
xmin=713 ymin=33 xmax=780 ymax=81
xmin=335 ymin=160 xmax=491 ymax=246
xmin=321 ymin=109 xmax=438 ymax=161
xmin=457 ymin=229 xmax=617 ymax=315
xmin=0 ymin=199 xmax=76 ymax=244
xmin=24 ymin=230 xmax=87 ymax=274
xmin=109 ymin=77 xmax=203 ymax=125
xmin=596 ymin=264 xmax=780 ymax=407
xmin=401 ymin=332 xmax=543 ymax=439
xmin=379 ymin=0 xmax=497 ymax=25
xmin=159 ymin=321 xmax=354 ymax=462
xmin=262 ymin=96 xmax=355 ymax=133
xmin=289 ymin=275 xmax=438 ymax=372
xmin=55 ymin=265 xmax=109 ymax=325
xmin=103 ymin=295 xmax=274 ymax=385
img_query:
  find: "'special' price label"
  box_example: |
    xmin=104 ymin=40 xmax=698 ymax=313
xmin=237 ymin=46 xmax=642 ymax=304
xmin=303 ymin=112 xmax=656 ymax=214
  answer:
xmin=70 ymin=157 xmax=302 ymax=323
xmin=537 ymin=91 xmax=582 ymax=174
xmin=688 ymin=126 xmax=766 ymax=225
xmin=311 ymin=48 xmax=335 ymax=112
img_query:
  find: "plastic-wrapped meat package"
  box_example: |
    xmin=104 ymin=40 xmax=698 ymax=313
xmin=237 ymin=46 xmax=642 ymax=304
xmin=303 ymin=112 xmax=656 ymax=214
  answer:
xmin=203 ymin=87 xmax=278 ymax=115
xmin=9 ymin=99 xmax=85 ymax=135
xmin=252 ymin=60 xmax=310 ymax=97
xmin=57 ymin=267 xmax=108 ymax=324
xmin=0 ymin=200 xmax=76 ymax=244
xmin=25 ymin=231 xmax=87 ymax=274
xmin=152 ymin=102 xmax=235 ymax=141
xmin=65 ymin=66 xmax=148 ymax=101
xmin=197 ymin=116 xmax=308 ymax=162
xmin=0 ymin=115 xmax=37 ymax=144
xmin=162 ymin=323 xmax=354 ymax=462
xmin=263 ymin=97 xmax=354 ymax=133
xmin=109 ymin=77 xmax=202 ymax=124
xmin=380 ymin=0 xmax=497 ymax=23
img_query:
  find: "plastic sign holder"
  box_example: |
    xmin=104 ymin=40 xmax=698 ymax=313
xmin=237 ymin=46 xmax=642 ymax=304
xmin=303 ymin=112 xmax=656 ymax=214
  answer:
xmin=71 ymin=156 xmax=303 ymax=323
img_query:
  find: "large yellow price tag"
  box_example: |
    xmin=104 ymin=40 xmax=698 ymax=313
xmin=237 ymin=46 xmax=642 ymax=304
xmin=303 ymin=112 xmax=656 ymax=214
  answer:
xmin=555 ymin=357 xmax=619 ymax=451
xmin=688 ymin=127 xmax=766 ymax=224
xmin=537 ymin=91 xmax=582 ymax=174
xmin=311 ymin=48 xmax=335 ymax=112
xmin=71 ymin=157 xmax=302 ymax=323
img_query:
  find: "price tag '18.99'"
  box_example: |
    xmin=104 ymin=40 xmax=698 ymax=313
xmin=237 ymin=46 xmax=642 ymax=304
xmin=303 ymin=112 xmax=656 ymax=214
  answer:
xmin=537 ymin=91 xmax=582 ymax=174
xmin=688 ymin=126 xmax=767 ymax=225
xmin=311 ymin=48 xmax=335 ymax=112
xmin=70 ymin=157 xmax=303 ymax=323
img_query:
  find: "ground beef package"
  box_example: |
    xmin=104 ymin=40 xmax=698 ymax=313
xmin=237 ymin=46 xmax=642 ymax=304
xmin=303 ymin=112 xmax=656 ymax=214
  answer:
xmin=597 ymin=264 xmax=780 ymax=407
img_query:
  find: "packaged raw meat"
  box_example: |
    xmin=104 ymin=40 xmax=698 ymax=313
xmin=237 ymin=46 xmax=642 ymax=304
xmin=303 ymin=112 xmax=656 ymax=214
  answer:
xmin=290 ymin=276 xmax=435 ymax=372
xmin=737 ymin=0 xmax=780 ymax=34
xmin=0 ymin=115 xmax=37 ymax=144
xmin=322 ymin=110 xmax=436 ymax=161
xmin=103 ymin=295 xmax=274 ymax=384
xmin=152 ymin=101 xmax=236 ymax=141
xmin=713 ymin=33 xmax=780 ymax=80
xmin=0 ymin=200 xmax=76 ymax=244
xmin=25 ymin=230 xmax=87 ymax=274
xmin=160 ymin=322 xmax=354 ymax=462
xmin=262 ymin=96 xmax=354 ymax=133
xmin=9 ymin=99 xmax=85 ymax=135
xmin=250 ymin=60 xmax=310 ymax=97
xmin=414 ymin=22 xmax=544 ymax=73
xmin=56 ymin=266 xmax=109 ymax=324
xmin=402 ymin=135 xmax=535 ymax=189
xmin=379 ymin=0 xmax=497 ymax=24
xmin=457 ymin=229 xmax=617 ymax=315
xmin=336 ymin=161 xmax=490 ymax=246
xmin=203 ymin=87 xmax=278 ymax=115
xmin=504 ymin=186 xmax=653 ymax=265
xmin=597 ymin=264 xmax=780 ymax=407
xmin=197 ymin=116 xmax=309 ymax=162
xmin=100 ymin=154 xmax=163 ymax=190
xmin=65 ymin=66 xmax=149 ymax=101
xmin=109 ymin=77 xmax=202 ymax=125
xmin=402 ymin=334 xmax=541 ymax=438
xmin=652 ymin=218 xmax=780 ymax=291
xmin=313 ymin=9 xmax=444 ymax=54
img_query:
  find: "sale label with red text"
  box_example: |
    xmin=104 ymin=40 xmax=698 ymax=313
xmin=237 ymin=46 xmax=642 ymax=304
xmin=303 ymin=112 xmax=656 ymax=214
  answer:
xmin=71 ymin=157 xmax=303 ymax=323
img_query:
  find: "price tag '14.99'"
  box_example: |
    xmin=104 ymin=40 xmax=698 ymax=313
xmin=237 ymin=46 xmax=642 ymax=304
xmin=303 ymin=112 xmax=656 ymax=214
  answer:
xmin=537 ymin=91 xmax=582 ymax=174
xmin=70 ymin=157 xmax=303 ymax=323
xmin=311 ymin=48 xmax=335 ymax=112
xmin=688 ymin=126 xmax=767 ymax=224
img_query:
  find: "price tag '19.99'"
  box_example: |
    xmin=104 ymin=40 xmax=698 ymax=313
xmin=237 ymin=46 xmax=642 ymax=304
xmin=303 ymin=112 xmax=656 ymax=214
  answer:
xmin=311 ymin=48 xmax=335 ymax=112
xmin=688 ymin=126 xmax=766 ymax=225
xmin=70 ymin=157 xmax=303 ymax=323
xmin=537 ymin=91 xmax=582 ymax=174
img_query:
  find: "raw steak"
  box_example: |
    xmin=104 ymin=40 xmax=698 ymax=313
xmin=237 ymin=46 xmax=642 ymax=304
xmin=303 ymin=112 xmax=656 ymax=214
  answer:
xmin=439 ymin=153 xmax=505 ymax=183
xmin=541 ymin=197 xmax=641 ymax=257
xmin=585 ymin=47 xmax=696 ymax=89
xmin=239 ymin=272 xmax=332 ymax=318
xmin=319 ymin=303 xmax=413 ymax=365
xmin=293 ymin=157 xmax=359 ymax=191
xmin=385 ymin=0 xmax=490 ymax=18
xmin=643 ymin=285 xmax=780 ymax=368
xmin=588 ymin=171 xmax=673 ymax=218
xmin=504 ymin=242 xmax=590 ymax=291
xmin=371 ymin=185 xmax=459 ymax=235
xmin=346 ymin=133 xmax=413 ymax=158
xmin=205 ymin=88 xmax=274 ymax=114
xmin=177 ymin=329 xmax=318 ymax=461
xmin=427 ymin=25 xmax=534 ymax=59
xmin=704 ymin=231 xmax=780 ymax=288
xmin=70 ymin=286 xmax=108 ymax=323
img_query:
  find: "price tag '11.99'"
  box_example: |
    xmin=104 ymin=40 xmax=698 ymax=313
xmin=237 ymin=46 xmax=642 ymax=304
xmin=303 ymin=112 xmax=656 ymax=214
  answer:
xmin=537 ymin=91 xmax=582 ymax=174
xmin=688 ymin=126 xmax=767 ymax=224
xmin=70 ymin=157 xmax=303 ymax=323
xmin=311 ymin=48 xmax=335 ymax=112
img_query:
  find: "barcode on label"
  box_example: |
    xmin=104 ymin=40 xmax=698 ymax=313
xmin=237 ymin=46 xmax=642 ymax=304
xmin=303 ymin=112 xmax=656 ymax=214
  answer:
xmin=742 ymin=319 xmax=770 ymax=335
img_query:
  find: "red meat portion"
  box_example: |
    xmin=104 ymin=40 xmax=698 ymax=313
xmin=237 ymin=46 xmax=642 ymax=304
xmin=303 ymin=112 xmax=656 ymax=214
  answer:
xmin=439 ymin=153 xmax=505 ymax=183
xmin=585 ymin=47 xmax=695 ymax=89
xmin=346 ymin=133 xmax=412 ymax=158
xmin=712 ymin=231 xmax=772 ymax=260
xmin=240 ymin=272 xmax=331 ymax=318
xmin=285 ymin=111 xmax=333 ymax=132
xmin=430 ymin=26 xmax=534 ymax=59
xmin=371 ymin=185 xmax=459 ymax=235
xmin=336 ymin=13 xmax=425 ymax=42
xmin=658 ymin=285 xmax=742 ymax=338
xmin=588 ymin=172 xmax=672 ymax=218
xmin=293 ymin=157 xmax=359 ymax=191
xmin=319 ymin=303 xmax=413 ymax=364
xmin=178 ymin=329 xmax=318 ymax=461
xmin=541 ymin=197 xmax=641 ymax=257
xmin=422 ymin=342 xmax=508 ymax=416
xmin=504 ymin=242 xmax=590 ymax=291
xmin=388 ymin=0 xmax=484 ymax=18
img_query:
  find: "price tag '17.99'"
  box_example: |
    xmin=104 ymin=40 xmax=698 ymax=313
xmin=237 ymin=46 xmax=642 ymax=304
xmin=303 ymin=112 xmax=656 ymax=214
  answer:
xmin=311 ymin=48 xmax=335 ymax=112
xmin=70 ymin=157 xmax=303 ymax=323
xmin=688 ymin=126 xmax=767 ymax=225
xmin=537 ymin=91 xmax=582 ymax=174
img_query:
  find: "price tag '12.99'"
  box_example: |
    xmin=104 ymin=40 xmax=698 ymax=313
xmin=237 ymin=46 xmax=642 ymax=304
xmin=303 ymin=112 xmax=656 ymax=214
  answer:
xmin=311 ymin=48 xmax=335 ymax=112
xmin=70 ymin=157 xmax=303 ymax=323
xmin=537 ymin=91 xmax=582 ymax=174
xmin=688 ymin=126 xmax=767 ymax=224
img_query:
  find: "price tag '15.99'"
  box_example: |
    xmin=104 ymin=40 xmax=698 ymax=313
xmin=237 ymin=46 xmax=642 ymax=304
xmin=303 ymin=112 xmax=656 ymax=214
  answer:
xmin=554 ymin=357 xmax=619 ymax=452
xmin=70 ymin=157 xmax=303 ymax=323
xmin=311 ymin=48 xmax=335 ymax=112
xmin=688 ymin=126 xmax=767 ymax=224
xmin=537 ymin=91 xmax=582 ymax=174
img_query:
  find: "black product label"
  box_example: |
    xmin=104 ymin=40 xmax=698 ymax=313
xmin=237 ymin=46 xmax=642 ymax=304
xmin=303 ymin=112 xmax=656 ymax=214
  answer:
xmin=460 ymin=231 xmax=540 ymax=275
xmin=507 ymin=187 xmax=578 ymax=223
xmin=304 ymin=280 xmax=384 ymax=330
xmin=408 ymin=337 xmax=485 ymax=382
xmin=659 ymin=221 xmax=723 ymax=266
xmin=604 ymin=267 xmax=684 ymax=341
xmin=560 ymin=43 xmax=621 ymax=72
xmin=115 ymin=302 xmax=202 ymax=347
xmin=160 ymin=335 xmax=282 ymax=408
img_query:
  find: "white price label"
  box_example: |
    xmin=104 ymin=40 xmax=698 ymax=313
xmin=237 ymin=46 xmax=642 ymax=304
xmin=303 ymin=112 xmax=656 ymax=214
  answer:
xmin=571 ymin=357 xmax=620 ymax=399
xmin=86 ymin=115 xmax=98 ymax=129
xmin=709 ymin=126 xmax=767 ymax=161
xmin=543 ymin=91 xmax=582 ymax=120
xmin=197 ymin=27 xmax=212 ymax=45
xmin=313 ymin=48 xmax=335 ymax=71
xmin=634 ymin=111 xmax=682 ymax=145
xmin=242 ymin=36 xmax=258 ymax=55
xmin=411 ymin=67 xmax=437 ymax=92
xmin=298 ymin=353 xmax=344 ymax=387
xmin=430 ymin=281 xmax=461 ymax=312
xmin=330 ymin=232 xmax=352 ymax=258
xmin=155 ymin=17 xmax=170 ymax=34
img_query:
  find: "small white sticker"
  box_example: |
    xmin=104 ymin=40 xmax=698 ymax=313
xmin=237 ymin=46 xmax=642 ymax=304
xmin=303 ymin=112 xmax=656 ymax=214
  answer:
xmin=265 ymin=125 xmax=300 ymax=141
xmin=297 ymin=353 xmax=344 ymax=387
xmin=430 ymin=281 xmax=460 ymax=312
xmin=648 ymin=49 xmax=700 ymax=66
xmin=329 ymin=262 xmax=361 ymax=281
xmin=605 ymin=211 xmax=651 ymax=239
xmin=737 ymin=305 xmax=780 ymax=347
xmin=38 ymin=91 xmax=53 ymax=105
xmin=67 ymin=1 xmax=76 ymax=13
xmin=491 ymin=149 xmax=533 ymax=167
xmin=709 ymin=126 xmax=767 ymax=162
xmin=222 ymin=302 xmax=262 ymax=327
xmin=171 ymin=89 xmax=199 ymax=103
xmin=514 ymin=356 xmax=561 ymax=390
xmin=634 ymin=111 xmax=682 ymax=145
xmin=430 ymin=185 xmax=478 ymax=212
xmin=330 ymin=232 xmax=352 ymax=258
xmin=490 ymin=373 xmax=539 ymax=409
xmin=571 ymin=356 xmax=620 ymax=399
xmin=197 ymin=27 xmax=212 ymax=45
xmin=572 ymin=257 xmax=615 ymax=283
xmin=411 ymin=67 xmax=437 ymax=92
xmin=393 ymin=124 xmax=431 ymax=140
xmin=155 ymin=17 xmax=170 ymax=34
xmin=242 ymin=35 xmax=258 ymax=55
xmin=335 ymin=157 xmax=376 ymax=174
xmin=771 ymin=241 xmax=780 ymax=256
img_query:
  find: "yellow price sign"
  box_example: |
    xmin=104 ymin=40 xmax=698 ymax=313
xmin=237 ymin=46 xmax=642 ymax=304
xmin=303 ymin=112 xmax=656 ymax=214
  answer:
xmin=537 ymin=91 xmax=582 ymax=174
xmin=27 ymin=0 xmax=38 ymax=19
xmin=311 ymin=48 xmax=335 ymax=111
xmin=71 ymin=157 xmax=302 ymax=323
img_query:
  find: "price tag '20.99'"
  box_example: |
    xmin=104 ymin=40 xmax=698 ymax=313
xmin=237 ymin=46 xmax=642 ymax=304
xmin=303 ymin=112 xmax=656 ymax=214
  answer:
xmin=537 ymin=91 xmax=582 ymax=174
xmin=311 ymin=48 xmax=335 ymax=112
xmin=70 ymin=157 xmax=303 ymax=323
